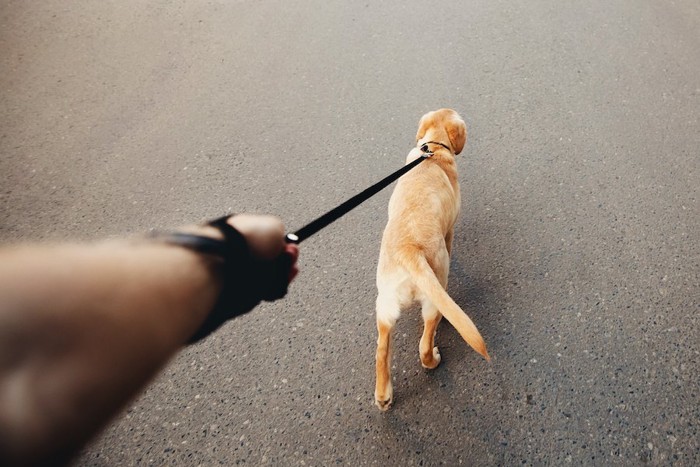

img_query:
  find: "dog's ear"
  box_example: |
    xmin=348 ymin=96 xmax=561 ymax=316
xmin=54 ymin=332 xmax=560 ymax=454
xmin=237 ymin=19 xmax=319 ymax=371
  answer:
xmin=415 ymin=112 xmax=432 ymax=143
xmin=446 ymin=111 xmax=467 ymax=155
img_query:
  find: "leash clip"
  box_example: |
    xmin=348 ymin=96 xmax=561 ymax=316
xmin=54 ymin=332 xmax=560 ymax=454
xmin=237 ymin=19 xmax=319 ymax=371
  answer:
xmin=420 ymin=143 xmax=434 ymax=157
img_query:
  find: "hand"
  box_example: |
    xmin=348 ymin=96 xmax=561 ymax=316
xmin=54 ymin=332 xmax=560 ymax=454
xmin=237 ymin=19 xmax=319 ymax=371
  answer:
xmin=187 ymin=214 xmax=299 ymax=343
xmin=228 ymin=214 xmax=299 ymax=283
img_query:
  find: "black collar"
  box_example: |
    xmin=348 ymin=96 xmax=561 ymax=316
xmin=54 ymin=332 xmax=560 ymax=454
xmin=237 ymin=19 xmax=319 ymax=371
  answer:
xmin=420 ymin=140 xmax=452 ymax=153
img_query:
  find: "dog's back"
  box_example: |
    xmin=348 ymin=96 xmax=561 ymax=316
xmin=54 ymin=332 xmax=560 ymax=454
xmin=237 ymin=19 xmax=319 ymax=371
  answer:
xmin=380 ymin=147 xmax=460 ymax=266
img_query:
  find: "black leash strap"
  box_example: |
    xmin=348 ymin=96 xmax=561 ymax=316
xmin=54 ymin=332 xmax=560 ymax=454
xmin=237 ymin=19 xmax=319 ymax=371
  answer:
xmin=286 ymin=145 xmax=434 ymax=244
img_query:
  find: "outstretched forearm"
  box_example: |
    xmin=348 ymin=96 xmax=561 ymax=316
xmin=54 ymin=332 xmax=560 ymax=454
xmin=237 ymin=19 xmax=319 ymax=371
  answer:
xmin=0 ymin=240 xmax=219 ymax=465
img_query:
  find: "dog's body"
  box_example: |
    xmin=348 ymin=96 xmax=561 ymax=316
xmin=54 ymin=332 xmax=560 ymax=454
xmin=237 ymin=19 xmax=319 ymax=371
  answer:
xmin=374 ymin=109 xmax=489 ymax=410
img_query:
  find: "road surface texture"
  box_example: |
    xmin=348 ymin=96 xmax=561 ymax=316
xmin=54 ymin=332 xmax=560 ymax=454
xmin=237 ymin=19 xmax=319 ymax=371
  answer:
xmin=1 ymin=0 xmax=698 ymax=465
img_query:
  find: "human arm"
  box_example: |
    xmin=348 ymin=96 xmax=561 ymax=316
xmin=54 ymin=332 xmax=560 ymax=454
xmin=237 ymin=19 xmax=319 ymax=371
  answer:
xmin=0 ymin=214 xmax=298 ymax=465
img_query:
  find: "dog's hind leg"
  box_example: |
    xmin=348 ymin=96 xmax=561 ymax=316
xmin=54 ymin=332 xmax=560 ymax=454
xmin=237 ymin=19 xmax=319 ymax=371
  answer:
xmin=420 ymin=253 xmax=449 ymax=369
xmin=420 ymin=301 xmax=442 ymax=369
xmin=445 ymin=229 xmax=454 ymax=255
xmin=375 ymin=292 xmax=399 ymax=411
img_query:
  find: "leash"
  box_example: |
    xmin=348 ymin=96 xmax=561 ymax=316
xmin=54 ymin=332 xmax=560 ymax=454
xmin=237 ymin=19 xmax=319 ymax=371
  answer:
xmin=285 ymin=142 xmax=444 ymax=244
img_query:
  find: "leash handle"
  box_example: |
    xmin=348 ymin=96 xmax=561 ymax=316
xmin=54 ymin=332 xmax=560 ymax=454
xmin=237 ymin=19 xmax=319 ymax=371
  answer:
xmin=286 ymin=151 xmax=431 ymax=244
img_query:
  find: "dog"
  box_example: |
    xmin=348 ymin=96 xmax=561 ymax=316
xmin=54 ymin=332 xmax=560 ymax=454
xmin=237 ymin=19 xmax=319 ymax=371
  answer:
xmin=374 ymin=108 xmax=489 ymax=411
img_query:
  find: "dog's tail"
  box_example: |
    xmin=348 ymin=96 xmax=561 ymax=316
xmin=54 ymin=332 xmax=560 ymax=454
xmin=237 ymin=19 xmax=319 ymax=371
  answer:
xmin=399 ymin=247 xmax=490 ymax=361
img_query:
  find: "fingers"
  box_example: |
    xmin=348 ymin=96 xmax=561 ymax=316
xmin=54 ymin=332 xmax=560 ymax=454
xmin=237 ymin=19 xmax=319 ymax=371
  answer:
xmin=285 ymin=243 xmax=299 ymax=283
xmin=228 ymin=214 xmax=300 ymax=285
xmin=228 ymin=214 xmax=285 ymax=261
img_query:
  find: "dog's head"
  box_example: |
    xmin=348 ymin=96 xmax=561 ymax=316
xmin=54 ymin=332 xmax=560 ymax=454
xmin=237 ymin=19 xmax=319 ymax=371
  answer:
xmin=415 ymin=108 xmax=467 ymax=155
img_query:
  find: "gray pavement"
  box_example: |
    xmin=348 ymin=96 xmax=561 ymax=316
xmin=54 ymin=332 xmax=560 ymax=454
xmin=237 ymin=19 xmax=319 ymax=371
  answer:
xmin=1 ymin=0 xmax=698 ymax=465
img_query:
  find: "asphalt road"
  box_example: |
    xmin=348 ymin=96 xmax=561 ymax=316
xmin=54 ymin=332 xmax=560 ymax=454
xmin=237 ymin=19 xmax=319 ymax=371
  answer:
xmin=1 ymin=0 xmax=698 ymax=465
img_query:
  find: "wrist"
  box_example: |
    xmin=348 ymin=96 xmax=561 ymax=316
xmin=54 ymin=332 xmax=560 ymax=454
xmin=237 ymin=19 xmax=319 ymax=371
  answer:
xmin=149 ymin=215 xmax=261 ymax=344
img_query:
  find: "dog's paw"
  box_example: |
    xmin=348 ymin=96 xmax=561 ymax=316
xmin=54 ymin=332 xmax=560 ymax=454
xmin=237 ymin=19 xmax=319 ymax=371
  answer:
xmin=421 ymin=346 xmax=442 ymax=370
xmin=374 ymin=385 xmax=394 ymax=411
xmin=375 ymin=396 xmax=393 ymax=411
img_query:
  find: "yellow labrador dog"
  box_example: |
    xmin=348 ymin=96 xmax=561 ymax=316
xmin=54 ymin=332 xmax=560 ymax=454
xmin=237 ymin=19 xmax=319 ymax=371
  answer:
xmin=374 ymin=109 xmax=489 ymax=411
